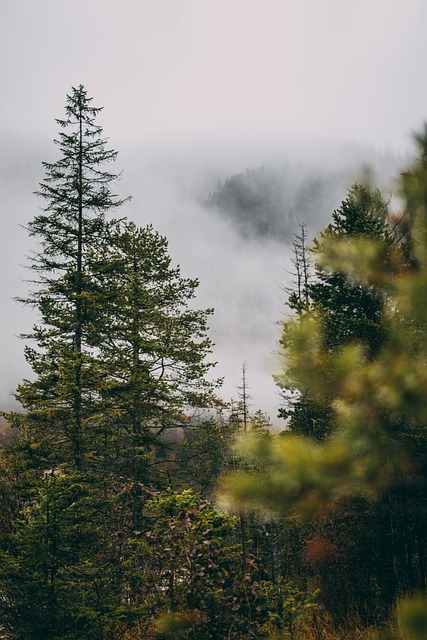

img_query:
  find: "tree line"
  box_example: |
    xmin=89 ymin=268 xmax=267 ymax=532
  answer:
xmin=0 ymin=85 xmax=426 ymax=640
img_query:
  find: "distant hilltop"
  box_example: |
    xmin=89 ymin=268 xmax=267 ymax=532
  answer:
xmin=206 ymin=165 xmax=354 ymax=242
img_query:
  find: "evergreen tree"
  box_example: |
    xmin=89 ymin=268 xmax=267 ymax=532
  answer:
xmin=0 ymin=472 xmax=123 ymax=640
xmin=309 ymin=184 xmax=391 ymax=355
xmin=92 ymin=221 xmax=219 ymax=524
xmin=278 ymin=184 xmax=392 ymax=437
xmin=275 ymin=185 xmax=413 ymax=617
xmin=7 ymin=85 xmax=128 ymax=471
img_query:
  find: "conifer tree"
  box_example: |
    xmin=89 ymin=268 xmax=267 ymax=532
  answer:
xmin=287 ymin=223 xmax=311 ymax=314
xmin=309 ymin=184 xmax=391 ymax=355
xmin=0 ymin=472 xmax=121 ymax=640
xmin=91 ymin=221 xmax=219 ymax=525
xmin=278 ymin=184 xmax=392 ymax=437
xmin=8 ymin=85 xmax=128 ymax=471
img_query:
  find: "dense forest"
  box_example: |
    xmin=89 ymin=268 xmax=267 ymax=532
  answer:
xmin=0 ymin=86 xmax=426 ymax=640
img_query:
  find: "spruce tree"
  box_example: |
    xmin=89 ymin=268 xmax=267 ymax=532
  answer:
xmin=92 ymin=221 xmax=219 ymax=525
xmin=8 ymin=85 xmax=128 ymax=471
xmin=0 ymin=472 xmax=121 ymax=640
xmin=278 ymin=184 xmax=392 ymax=437
xmin=309 ymin=184 xmax=392 ymax=355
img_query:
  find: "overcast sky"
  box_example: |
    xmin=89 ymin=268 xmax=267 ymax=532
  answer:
xmin=1 ymin=1 xmax=426 ymax=418
xmin=2 ymin=0 xmax=427 ymax=146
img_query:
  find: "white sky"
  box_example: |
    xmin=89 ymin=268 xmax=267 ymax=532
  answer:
xmin=2 ymin=0 xmax=426 ymax=148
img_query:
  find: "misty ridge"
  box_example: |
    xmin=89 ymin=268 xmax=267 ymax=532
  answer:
xmin=123 ymin=139 xmax=402 ymax=251
xmin=205 ymin=165 xmax=379 ymax=242
xmin=206 ymin=167 xmax=326 ymax=241
xmin=126 ymin=135 xmax=402 ymax=248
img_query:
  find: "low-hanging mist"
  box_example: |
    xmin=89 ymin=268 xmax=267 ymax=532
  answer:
xmin=0 ymin=135 xmax=401 ymax=419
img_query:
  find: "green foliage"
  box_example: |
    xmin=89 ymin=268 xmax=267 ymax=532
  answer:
xmin=279 ymin=184 xmax=394 ymax=436
xmin=0 ymin=472 xmax=122 ymax=639
xmin=397 ymin=594 xmax=427 ymax=640
xmin=153 ymin=610 xmax=208 ymax=638
xmin=5 ymin=85 xmax=128 ymax=471
xmin=221 ymin=134 xmax=427 ymax=628
xmin=0 ymin=86 xmax=223 ymax=639
xmin=176 ymin=414 xmax=233 ymax=493
xmin=92 ymin=221 xmax=219 ymax=476
xmin=116 ymin=488 xmax=300 ymax=639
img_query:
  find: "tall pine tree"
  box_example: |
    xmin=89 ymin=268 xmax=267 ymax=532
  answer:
xmin=8 ymin=85 xmax=128 ymax=471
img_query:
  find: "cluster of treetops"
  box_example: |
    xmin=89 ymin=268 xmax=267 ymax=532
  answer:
xmin=0 ymin=85 xmax=426 ymax=640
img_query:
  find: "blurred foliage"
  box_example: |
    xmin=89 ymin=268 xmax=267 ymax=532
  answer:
xmin=219 ymin=131 xmax=427 ymax=633
xmin=220 ymin=170 xmax=427 ymax=512
xmin=397 ymin=594 xmax=427 ymax=640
